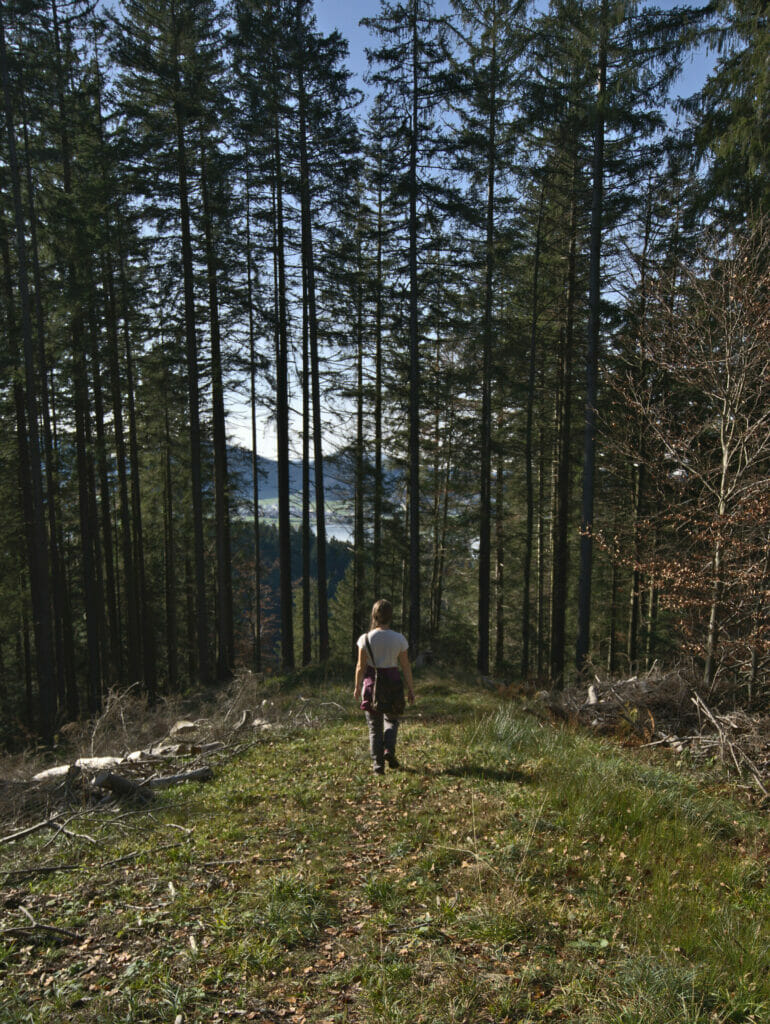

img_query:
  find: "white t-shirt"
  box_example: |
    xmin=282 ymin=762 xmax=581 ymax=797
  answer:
xmin=357 ymin=628 xmax=408 ymax=669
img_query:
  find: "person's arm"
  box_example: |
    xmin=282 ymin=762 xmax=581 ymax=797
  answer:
xmin=353 ymin=645 xmax=367 ymax=701
xmin=398 ymin=649 xmax=415 ymax=704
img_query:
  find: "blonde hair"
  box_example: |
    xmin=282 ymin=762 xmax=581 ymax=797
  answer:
xmin=370 ymin=599 xmax=393 ymax=630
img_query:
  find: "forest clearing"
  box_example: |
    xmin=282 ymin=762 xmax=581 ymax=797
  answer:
xmin=3 ymin=0 xmax=768 ymax=1017
xmin=1 ymin=670 xmax=769 ymax=1023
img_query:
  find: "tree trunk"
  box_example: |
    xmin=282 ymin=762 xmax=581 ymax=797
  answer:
xmin=430 ymin=345 xmax=453 ymax=642
xmin=83 ymin=304 xmax=110 ymax=696
xmin=174 ymin=90 xmax=210 ymax=685
xmin=52 ymin=0 xmax=103 ymax=714
xmin=21 ymin=83 xmax=71 ymax=711
xmin=272 ymin=122 xmax=295 ymax=671
xmin=245 ymin=169 xmax=262 ymax=672
xmin=119 ymin=238 xmax=156 ymax=702
xmin=200 ymin=133 xmax=234 ymax=681
xmin=401 ymin=497 xmax=410 ymax=632
xmin=434 ymin=452 xmax=451 ymax=640
xmin=477 ymin=24 xmax=497 ymax=677
xmin=21 ymin=604 xmax=32 ymax=730
xmin=628 ymin=461 xmax=644 ymax=669
xmin=522 ymin=189 xmax=544 ymax=677
xmin=627 ymin=196 xmax=652 ymax=670
xmin=185 ymin=556 xmax=196 ymax=683
xmin=576 ymin=5 xmax=607 ymax=674
xmin=104 ymin=257 xmax=139 ymax=687
xmin=73 ymin=335 xmax=103 ymax=714
xmin=644 ymin=581 xmax=657 ymax=669
xmin=407 ymin=0 xmax=421 ymax=656
xmin=302 ymin=267 xmax=312 ymax=666
xmin=87 ymin=299 xmax=120 ymax=686
xmin=353 ymin=269 xmax=366 ymax=657
xmin=297 ymin=51 xmax=329 ymax=661
xmin=162 ymin=353 xmax=178 ymax=692
xmin=607 ymin=532 xmax=619 ymax=675
xmin=374 ymin=162 xmax=385 ymax=599
xmin=1 ymin=231 xmax=41 ymax=725
xmin=1 ymin=6 xmax=56 ymax=742
xmin=550 ymin=185 xmax=578 ymax=688
xmin=536 ymin=424 xmax=547 ymax=679
xmin=429 ymin=338 xmax=442 ymax=641
xmin=46 ymin=354 xmax=77 ymax=716
xmin=494 ymin=441 xmax=505 ymax=674
xmin=704 ymin=502 xmax=726 ymax=691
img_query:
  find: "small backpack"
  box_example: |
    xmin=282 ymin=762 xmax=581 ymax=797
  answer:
xmin=363 ymin=634 xmax=406 ymax=716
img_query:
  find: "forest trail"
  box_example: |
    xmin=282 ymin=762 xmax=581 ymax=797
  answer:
xmin=1 ymin=672 xmax=769 ymax=1023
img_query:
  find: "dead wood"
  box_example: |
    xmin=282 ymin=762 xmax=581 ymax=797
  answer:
xmin=0 ymin=671 xmax=293 ymax=847
xmin=1 ymin=905 xmax=81 ymax=943
xmin=0 ymin=814 xmax=67 ymax=846
xmin=0 ymin=923 xmax=81 ymax=943
xmin=1 ymin=840 xmax=189 ymax=880
xmin=41 ymin=819 xmax=98 ymax=848
xmin=2 ymin=862 xmax=83 ymax=879
xmin=92 ymin=771 xmax=155 ymax=804
xmin=544 ymin=665 xmax=770 ymax=797
xmin=146 ymin=766 xmax=214 ymax=790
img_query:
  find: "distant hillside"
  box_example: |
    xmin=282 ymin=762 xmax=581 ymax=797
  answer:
xmin=228 ymin=445 xmax=359 ymax=504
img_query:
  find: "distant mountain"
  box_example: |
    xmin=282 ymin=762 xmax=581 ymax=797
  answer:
xmin=227 ymin=445 xmax=357 ymax=504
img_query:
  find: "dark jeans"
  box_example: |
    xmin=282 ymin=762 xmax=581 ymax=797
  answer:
xmin=365 ymin=710 xmax=399 ymax=769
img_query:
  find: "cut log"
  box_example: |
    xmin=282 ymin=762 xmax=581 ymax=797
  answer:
xmin=92 ymin=771 xmax=154 ymax=803
xmin=32 ymin=756 xmax=122 ymax=782
xmin=169 ymin=720 xmax=207 ymax=737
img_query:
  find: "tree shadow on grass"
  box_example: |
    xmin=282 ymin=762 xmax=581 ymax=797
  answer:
xmin=439 ymin=764 xmax=534 ymax=785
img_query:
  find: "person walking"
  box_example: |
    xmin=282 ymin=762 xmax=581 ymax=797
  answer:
xmin=353 ymin=599 xmax=415 ymax=774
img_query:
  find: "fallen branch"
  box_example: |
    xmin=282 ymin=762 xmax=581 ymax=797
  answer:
xmin=1 ymin=907 xmax=80 ymax=943
xmin=1 ymin=862 xmax=83 ymax=879
xmin=0 ymin=814 xmax=66 ymax=846
xmin=0 ymin=924 xmax=81 ymax=943
xmin=146 ymin=766 xmax=214 ymax=790
xmin=0 ymin=840 xmax=190 ymax=881
xmin=41 ymin=819 xmax=98 ymax=849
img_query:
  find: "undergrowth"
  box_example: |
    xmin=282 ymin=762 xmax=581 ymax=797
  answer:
xmin=1 ymin=670 xmax=768 ymax=1022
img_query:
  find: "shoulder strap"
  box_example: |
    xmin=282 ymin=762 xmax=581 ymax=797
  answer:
xmin=364 ymin=632 xmax=377 ymax=668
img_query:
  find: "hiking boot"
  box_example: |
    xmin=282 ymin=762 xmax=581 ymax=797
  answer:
xmin=384 ymin=751 xmax=400 ymax=769
xmin=373 ymin=764 xmax=385 ymax=775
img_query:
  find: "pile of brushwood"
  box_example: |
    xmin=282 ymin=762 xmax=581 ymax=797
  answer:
xmin=544 ymin=664 xmax=770 ymax=801
xmin=0 ymin=672 xmax=330 ymax=839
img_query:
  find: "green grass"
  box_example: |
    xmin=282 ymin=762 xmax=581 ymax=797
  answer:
xmin=1 ymin=672 xmax=768 ymax=1022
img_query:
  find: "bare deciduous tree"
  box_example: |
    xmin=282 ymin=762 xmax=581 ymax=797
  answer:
xmin=613 ymin=224 xmax=770 ymax=692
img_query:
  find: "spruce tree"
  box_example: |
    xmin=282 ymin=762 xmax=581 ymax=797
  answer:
xmin=449 ymin=0 xmax=527 ymax=675
xmin=364 ymin=0 xmax=449 ymax=656
xmin=684 ymin=0 xmax=770 ymax=226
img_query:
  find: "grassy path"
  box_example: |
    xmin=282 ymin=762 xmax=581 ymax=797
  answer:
xmin=1 ymin=673 xmax=769 ymax=1022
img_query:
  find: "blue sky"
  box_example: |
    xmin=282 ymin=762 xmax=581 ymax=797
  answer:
xmin=312 ymin=0 xmax=716 ymax=103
